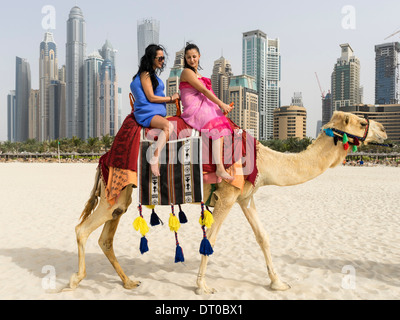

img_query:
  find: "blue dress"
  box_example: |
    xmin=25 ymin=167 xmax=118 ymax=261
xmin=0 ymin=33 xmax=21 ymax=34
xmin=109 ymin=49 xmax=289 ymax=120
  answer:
xmin=130 ymin=74 xmax=167 ymax=128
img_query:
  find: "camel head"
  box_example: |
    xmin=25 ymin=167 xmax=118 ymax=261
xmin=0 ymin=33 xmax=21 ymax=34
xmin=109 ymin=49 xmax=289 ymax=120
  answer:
xmin=323 ymin=111 xmax=387 ymax=145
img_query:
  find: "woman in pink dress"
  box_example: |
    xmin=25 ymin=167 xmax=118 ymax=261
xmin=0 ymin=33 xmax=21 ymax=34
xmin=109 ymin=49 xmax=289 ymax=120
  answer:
xmin=180 ymin=43 xmax=234 ymax=181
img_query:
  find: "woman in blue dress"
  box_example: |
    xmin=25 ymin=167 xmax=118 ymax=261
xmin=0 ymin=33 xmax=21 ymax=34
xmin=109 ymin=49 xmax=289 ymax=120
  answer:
xmin=131 ymin=44 xmax=179 ymax=176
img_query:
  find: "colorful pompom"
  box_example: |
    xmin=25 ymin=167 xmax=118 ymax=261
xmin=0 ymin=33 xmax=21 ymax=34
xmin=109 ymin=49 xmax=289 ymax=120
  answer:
xmin=133 ymin=216 xmax=149 ymax=236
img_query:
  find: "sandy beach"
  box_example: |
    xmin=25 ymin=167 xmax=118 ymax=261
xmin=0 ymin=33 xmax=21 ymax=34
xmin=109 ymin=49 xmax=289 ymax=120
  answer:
xmin=0 ymin=162 xmax=399 ymax=300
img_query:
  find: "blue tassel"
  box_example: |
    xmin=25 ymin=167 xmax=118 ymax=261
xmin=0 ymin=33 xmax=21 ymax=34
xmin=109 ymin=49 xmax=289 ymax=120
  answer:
xmin=150 ymin=209 xmax=163 ymax=226
xmin=324 ymin=128 xmax=334 ymax=137
xmin=140 ymin=236 xmax=149 ymax=255
xmin=199 ymin=238 xmax=214 ymax=256
xmin=179 ymin=209 xmax=188 ymax=224
xmin=175 ymin=245 xmax=185 ymax=263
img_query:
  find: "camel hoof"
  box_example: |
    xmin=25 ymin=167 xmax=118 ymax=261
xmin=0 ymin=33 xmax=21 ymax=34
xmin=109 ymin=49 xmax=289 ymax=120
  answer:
xmin=270 ymin=280 xmax=291 ymax=291
xmin=124 ymin=279 xmax=141 ymax=290
xmin=195 ymin=286 xmax=217 ymax=295
xmin=69 ymin=272 xmax=85 ymax=290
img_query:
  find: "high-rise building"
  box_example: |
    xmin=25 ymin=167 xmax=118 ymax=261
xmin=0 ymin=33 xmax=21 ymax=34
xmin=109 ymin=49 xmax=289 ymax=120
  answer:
xmin=83 ymin=51 xmax=104 ymax=140
xmin=97 ymin=59 xmax=119 ymax=137
xmin=66 ymin=6 xmax=86 ymax=139
xmin=375 ymin=42 xmax=400 ymax=105
xmin=137 ymin=19 xmax=160 ymax=64
xmin=291 ymin=92 xmax=303 ymax=107
xmin=273 ymin=105 xmax=307 ymax=140
xmin=321 ymin=92 xmax=333 ymax=127
xmin=28 ymin=90 xmax=40 ymax=140
xmin=7 ymin=90 xmax=16 ymax=142
xmin=48 ymin=80 xmax=66 ymax=140
xmin=227 ymin=75 xmax=259 ymax=140
xmin=166 ymin=47 xmax=184 ymax=116
xmin=15 ymin=57 xmax=31 ymax=142
xmin=242 ymin=30 xmax=280 ymax=140
xmin=211 ymin=56 xmax=233 ymax=103
xmin=39 ymin=32 xmax=58 ymax=141
xmin=331 ymin=43 xmax=361 ymax=110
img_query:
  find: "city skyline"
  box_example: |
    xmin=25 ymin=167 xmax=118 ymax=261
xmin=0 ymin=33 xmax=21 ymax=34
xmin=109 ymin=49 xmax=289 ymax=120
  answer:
xmin=1 ymin=0 xmax=400 ymax=141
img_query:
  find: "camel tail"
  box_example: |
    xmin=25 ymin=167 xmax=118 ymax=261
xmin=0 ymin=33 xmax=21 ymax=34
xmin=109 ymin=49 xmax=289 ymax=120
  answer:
xmin=79 ymin=166 xmax=101 ymax=225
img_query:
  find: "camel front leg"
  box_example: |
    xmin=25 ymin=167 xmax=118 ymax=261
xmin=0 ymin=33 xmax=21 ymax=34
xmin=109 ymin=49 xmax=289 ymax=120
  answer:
xmin=196 ymin=185 xmax=240 ymax=295
xmin=98 ymin=216 xmax=140 ymax=290
xmin=238 ymin=196 xmax=290 ymax=291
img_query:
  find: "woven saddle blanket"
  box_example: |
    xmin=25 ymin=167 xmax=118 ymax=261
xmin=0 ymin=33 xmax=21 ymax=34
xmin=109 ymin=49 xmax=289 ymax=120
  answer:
xmin=99 ymin=114 xmax=258 ymax=206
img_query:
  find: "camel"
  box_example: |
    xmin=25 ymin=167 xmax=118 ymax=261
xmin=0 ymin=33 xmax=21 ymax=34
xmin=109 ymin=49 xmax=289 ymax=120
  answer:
xmin=68 ymin=111 xmax=387 ymax=294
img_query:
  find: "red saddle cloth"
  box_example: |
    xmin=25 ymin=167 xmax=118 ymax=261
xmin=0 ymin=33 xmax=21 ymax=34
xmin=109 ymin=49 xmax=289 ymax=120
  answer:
xmin=99 ymin=114 xmax=258 ymax=187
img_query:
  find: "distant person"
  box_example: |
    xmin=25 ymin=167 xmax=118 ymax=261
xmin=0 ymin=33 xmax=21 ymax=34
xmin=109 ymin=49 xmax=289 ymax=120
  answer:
xmin=131 ymin=44 xmax=180 ymax=176
xmin=179 ymin=43 xmax=234 ymax=181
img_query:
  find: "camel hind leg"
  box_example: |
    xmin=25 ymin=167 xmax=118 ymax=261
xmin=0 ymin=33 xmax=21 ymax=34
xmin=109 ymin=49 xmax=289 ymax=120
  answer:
xmin=238 ymin=195 xmax=290 ymax=291
xmin=98 ymin=211 xmax=140 ymax=289
xmin=69 ymin=183 xmax=135 ymax=290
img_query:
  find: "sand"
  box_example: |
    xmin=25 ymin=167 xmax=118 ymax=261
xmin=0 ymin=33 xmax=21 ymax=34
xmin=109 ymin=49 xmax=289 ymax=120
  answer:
xmin=0 ymin=162 xmax=399 ymax=300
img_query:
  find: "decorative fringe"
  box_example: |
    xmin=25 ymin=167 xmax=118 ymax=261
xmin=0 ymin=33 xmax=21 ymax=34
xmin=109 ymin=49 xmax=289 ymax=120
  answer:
xmin=169 ymin=206 xmax=181 ymax=232
xmin=140 ymin=236 xmax=149 ymax=255
xmin=199 ymin=209 xmax=214 ymax=229
xmin=133 ymin=216 xmax=149 ymax=237
xmin=150 ymin=209 xmax=163 ymax=226
xmin=342 ymin=133 xmax=349 ymax=151
xmin=169 ymin=205 xmax=184 ymax=263
xmin=175 ymin=243 xmax=185 ymax=263
xmin=199 ymin=202 xmax=214 ymax=257
xmin=178 ymin=205 xmax=188 ymax=224
xmin=199 ymin=238 xmax=214 ymax=256
xmin=134 ymin=204 xmax=150 ymax=254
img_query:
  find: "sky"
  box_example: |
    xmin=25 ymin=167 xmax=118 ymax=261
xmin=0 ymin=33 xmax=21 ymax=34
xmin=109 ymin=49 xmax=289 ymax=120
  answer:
xmin=1 ymin=0 xmax=400 ymax=141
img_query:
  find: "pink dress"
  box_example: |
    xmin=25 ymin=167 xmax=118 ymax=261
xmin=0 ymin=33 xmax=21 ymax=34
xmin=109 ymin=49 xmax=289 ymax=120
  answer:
xmin=179 ymin=77 xmax=233 ymax=140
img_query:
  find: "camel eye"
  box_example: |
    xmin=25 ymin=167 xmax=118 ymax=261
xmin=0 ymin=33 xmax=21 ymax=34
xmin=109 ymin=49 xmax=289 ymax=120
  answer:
xmin=360 ymin=122 xmax=367 ymax=127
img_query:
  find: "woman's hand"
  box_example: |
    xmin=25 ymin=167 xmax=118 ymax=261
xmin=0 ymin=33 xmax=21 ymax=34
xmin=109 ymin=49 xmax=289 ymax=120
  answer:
xmin=220 ymin=103 xmax=234 ymax=115
xmin=171 ymin=92 xmax=180 ymax=102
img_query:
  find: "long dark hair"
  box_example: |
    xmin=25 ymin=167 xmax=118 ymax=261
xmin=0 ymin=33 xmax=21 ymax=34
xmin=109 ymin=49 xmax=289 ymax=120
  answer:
xmin=133 ymin=44 xmax=167 ymax=91
xmin=184 ymin=43 xmax=202 ymax=74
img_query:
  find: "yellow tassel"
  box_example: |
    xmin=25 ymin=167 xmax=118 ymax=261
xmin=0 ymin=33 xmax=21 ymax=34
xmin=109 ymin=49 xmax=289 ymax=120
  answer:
xmin=133 ymin=217 xmax=149 ymax=236
xmin=146 ymin=205 xmax=156 ymax=210
xmin=199 ymin=210 xmax=214 ymax=228
xmin=169 ymin=214 xmax=181 ymax=232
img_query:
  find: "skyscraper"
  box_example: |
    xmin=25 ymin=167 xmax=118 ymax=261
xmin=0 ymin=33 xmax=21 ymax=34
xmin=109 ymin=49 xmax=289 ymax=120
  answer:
xmin=97 ymin=59 xmax=119 ymax=137
xmin=66 ymin=6 xmax=86 ymax=139
xmin=166 ymin=47 xmax=184 ymax=116
xmin=137 ymin=19 xmax=160 ymax=64
xmin=211 ymin=56 xmax=233 ymax=103
xmin=83 ymin=51 xmax=104 ymax=140
xmin=242 ymin=30 xmax=280 ymax=140
xmin=331 ymin=43 xmax=361 ymax=110
xmin=227 ymin=75 xmax=259 ymax=139
xmin=375 ymin=42 xmax=400 ymax=105
xmin=7 ymin=90 xmax=16 ymax=142
xmin=15 ymin=57 xmax=31 ymax=142
xmin=39 ymin=32 xmax=58 ymax=141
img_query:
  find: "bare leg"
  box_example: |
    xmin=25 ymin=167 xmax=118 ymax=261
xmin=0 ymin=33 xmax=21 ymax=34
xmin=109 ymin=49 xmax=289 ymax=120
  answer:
xmin=212 ymin=137 xmax=234 ymax=181
xmin=238 ymin=196 xmax=290 ymax=291
xmin=149 ymin=116 xmax=174 ymax=177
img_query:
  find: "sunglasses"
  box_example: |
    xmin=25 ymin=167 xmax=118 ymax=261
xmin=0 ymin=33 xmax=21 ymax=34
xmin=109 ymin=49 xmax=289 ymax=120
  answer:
xmin=155 ymin=56 xmax=165 ymax=62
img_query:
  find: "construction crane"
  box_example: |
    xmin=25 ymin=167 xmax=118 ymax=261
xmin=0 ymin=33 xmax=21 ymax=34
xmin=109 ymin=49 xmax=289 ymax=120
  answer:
xmin=315 ymin=72 xmax=325 ymax=99
xmin=385 ymin=29 xmax=400 ymax=40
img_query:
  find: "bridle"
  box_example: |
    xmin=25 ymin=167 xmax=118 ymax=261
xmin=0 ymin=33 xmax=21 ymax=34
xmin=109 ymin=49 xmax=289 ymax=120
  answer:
xmin=324 ymin=118 xmax=370 ymax=151
xmin=324 ymin=117 xmax=392 ymax=149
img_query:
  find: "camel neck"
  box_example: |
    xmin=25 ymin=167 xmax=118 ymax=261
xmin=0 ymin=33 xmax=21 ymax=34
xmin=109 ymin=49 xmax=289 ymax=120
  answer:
xmin=256 ymin=135 xmax=348 ymax=187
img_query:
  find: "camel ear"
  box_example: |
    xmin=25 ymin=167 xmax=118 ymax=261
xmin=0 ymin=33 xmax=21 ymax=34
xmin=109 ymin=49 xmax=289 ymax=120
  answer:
xmin=345 ymin=115 xmax=350 ymax=125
